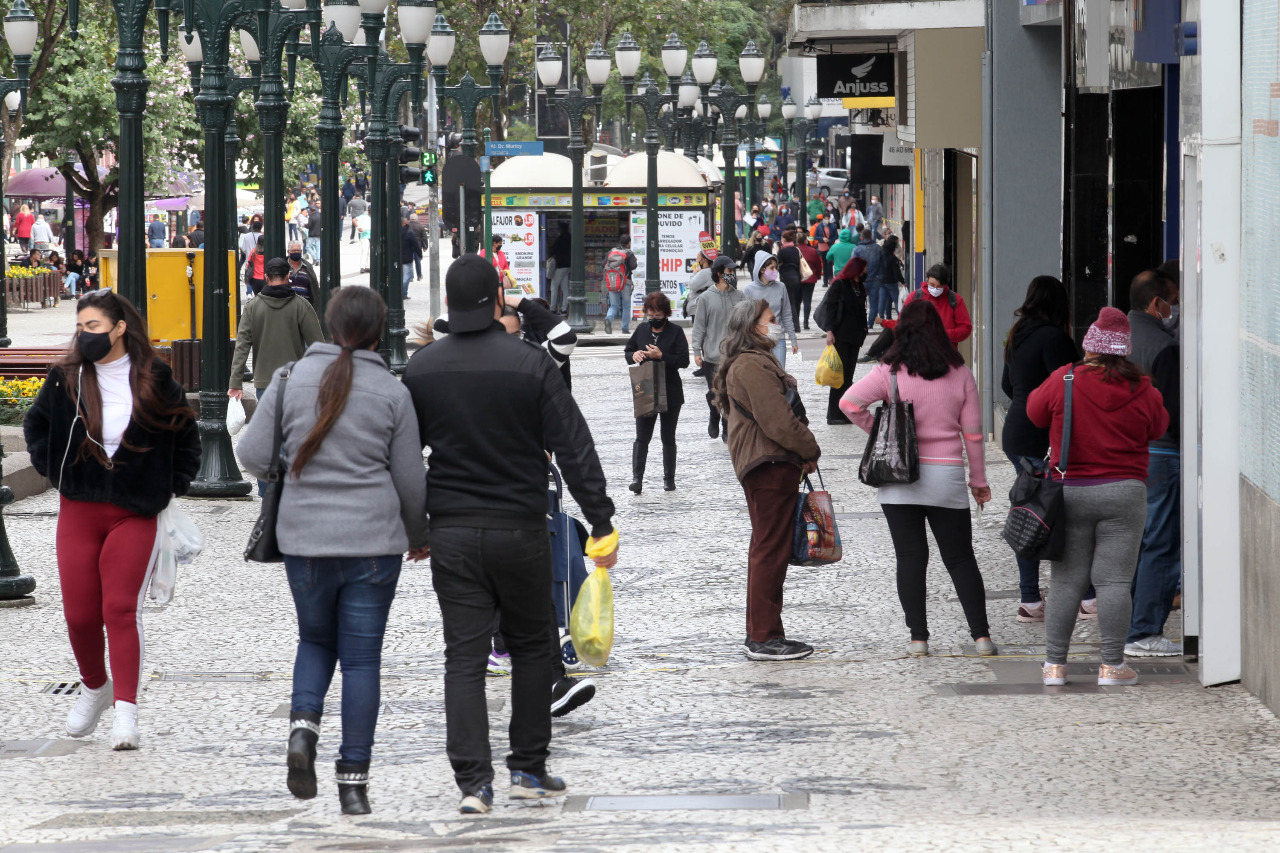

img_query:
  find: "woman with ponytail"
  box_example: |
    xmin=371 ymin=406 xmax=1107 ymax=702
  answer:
xmin=24 ymin=289 xmax=201 ymax=750
xmin=237 ymin=286 xmax=428 ymax=816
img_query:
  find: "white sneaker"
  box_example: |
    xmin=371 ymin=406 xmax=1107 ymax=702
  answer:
xmin=1125 ymin=635 xmax=1182 ymax=657
xmin=111 ymin=701 xmax=140 ymax=750
xmin=65 ymin=680 xmax=113 ymax=737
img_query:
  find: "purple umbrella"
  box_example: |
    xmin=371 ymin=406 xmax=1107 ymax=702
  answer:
xmin=7 ymin=165 xmax=110 ymax=199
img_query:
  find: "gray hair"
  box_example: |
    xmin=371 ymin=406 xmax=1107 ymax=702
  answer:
xmin=288 ymin=240 xmax=303 ymax=251
xmin=711 ymin=298 xmax=774 ymax=414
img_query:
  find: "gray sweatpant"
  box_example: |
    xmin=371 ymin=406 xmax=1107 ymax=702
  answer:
xmin=1045 ymin=480 xmax=1147 ymax=665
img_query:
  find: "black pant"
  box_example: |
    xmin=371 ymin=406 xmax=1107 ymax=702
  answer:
xmin=799 ymin=283 xmax=816 ymax=328
xmin=492 ymin=597 xmax=566 ymax=680
xmin=826 ymin=337 xmax=863 ymax=421
xmin=822 ymin=255 xmax=834 ymax=286
xmin=430 ymin=527 xmax=556 ymax=792
xmin=882 ymin=504 xmax=990 ymax=641
xmin=785 ymin=281 xmax=802 ymax=333
xmin=634 ymin=403 xmax=681 ymax=481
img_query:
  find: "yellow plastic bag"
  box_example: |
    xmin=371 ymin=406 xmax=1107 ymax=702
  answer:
xmin=815 ymin=345 xmax=844 ymax=388
xmin=569 ymin=566 xmax=614 ymax=667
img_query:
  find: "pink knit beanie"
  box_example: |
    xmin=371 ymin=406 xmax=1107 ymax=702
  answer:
xmin=1082 ymin=306 xmax=1131 ymax=356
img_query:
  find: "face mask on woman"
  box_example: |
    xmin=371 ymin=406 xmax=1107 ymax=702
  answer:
xmin=649 ymin=315 xmax=666 ymax=328
xmin=77 ymin=327 xmax=116 ymax=363
xmin=764 ymin=323 xmax=783 ymax=344
xmin=927 ymin=284 xmax=945 ymax=298
xmin=762 ymin=269 xmax=779 ymax=283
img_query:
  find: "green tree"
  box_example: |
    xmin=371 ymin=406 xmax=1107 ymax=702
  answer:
xmin=21 ymin=10 xmax=201 ymax=256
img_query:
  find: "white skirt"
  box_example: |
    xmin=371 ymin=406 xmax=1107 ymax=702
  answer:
xmin=877 ymin=462 xmax=969 ymax=510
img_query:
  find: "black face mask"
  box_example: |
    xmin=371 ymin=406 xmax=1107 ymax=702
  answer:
xmin=649 ymin=317 xmax=666 ymax=329
xmin=288 ymin=252 xmax=302 ymax=262
xmin=77 ymin=330 xmax=114 ymax=363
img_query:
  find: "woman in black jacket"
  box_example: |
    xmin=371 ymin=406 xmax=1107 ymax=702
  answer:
xmin=23 ymin=289 xmax=200 ymax=751
xmin=821 ymin=255 xmax=869 ymax=424
xmin=777 ymin=229 xmax=804 ymax=334
xmin=624 ymin=291 xmax=690 ymax=493
xmin=1000 ymin=276 xmax=1081 ymax=621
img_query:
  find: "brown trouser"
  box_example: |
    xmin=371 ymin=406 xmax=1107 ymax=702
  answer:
xmin=742 ymin=461 xmax=802 ymax=643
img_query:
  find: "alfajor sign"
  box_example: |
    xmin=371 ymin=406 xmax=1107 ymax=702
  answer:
xmin=816 ymin=53 xmax=896 ymax=109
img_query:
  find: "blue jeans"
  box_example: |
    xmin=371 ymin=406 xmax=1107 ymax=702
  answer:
xmin=64 ymin=272 xmax=80 ymax=296
xmin=867 ymin=282 xmax=893 ymax=326
xmin=402 ymin=263 xmax=413 ymax=298
xmin=284 ymin=554 xmax=402 ymax=764
xmin=1128 ymin=450 xmax=1181 ymax=642
xmin=306 ymin=236 xmax=321 ymax=263
xmin=606 ymin=288 xmax=631 ymax=333
xmin=1006 ymin=454 xmax=1046 ymax=604
xmin=148 ymin=239 xmax=165 ymax=248
xmin=772 ymin=338 xmax=787 ymax=368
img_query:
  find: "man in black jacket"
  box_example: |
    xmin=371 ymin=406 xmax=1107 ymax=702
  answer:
xmin=402 ymin=256 xmax=617 ymax=815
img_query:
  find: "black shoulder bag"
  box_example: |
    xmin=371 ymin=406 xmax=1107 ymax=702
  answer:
xmin=858 ymin=371 xmax=919 ymax=487
xmin=1002 ymin=370 xmax=1073 ymax=561
xmin=244 ymin=364 xmax=293 ymax=563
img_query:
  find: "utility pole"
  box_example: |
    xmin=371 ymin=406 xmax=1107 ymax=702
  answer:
xmin=427 ymin=72 xmax=441 ymax=318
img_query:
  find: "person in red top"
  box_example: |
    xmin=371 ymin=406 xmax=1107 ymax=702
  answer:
xmin=1026 ymin=307 xmax=1169 ymax=689
xmin=903 ymin=264 xmax=972 ymax=346
xmin=12 ymin=203 xmax=34 ymax=252
xmin=794 ymin=232 xmax=822 ymax=331
xmin=478 ymin=235 xmax=509 ymax=271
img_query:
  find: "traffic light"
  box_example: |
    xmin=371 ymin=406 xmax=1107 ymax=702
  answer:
xmin=397 ymin=124 xmax=422 ymax=185
xmin=420 ymin=150 xmax=437 ymax=185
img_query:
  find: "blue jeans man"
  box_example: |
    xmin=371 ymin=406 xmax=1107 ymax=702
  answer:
xmin=605 ymin=287 xmax=632 ymax=334
xmin=148 ymin=239 xmax=165 ymax=248
xmin=307 ymin=236 xmax=321 ymax=264
xmin=402 ymin=263 xmax=414 ymax=299
xmin=1128 ymin=450 xmax=1181 ymax=646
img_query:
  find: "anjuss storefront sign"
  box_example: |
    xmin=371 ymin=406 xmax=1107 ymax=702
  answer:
xmin=816 ymin=53 xmax=896 ymax=108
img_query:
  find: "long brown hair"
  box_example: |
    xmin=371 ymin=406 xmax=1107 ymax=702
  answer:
xmin=712 ymin=298 xmax=774 ymax=415
xmin=61 ymin=289 xmax=193 ymax=467
xmin=1079 ymin=355 xmax=1146 ymax=391
xmin=883 ymin=299 xmax=965 ymax=380
xmin=291 ymin=286 xmax=386 ymax=477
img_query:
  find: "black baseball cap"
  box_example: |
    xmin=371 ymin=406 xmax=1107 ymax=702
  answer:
xmin=711 ymin=255 xmax=738 ymax=273
xmin=445 ymin=254 xmax=501 ymax=333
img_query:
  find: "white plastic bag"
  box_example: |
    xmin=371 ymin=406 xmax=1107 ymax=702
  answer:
xmin=227 ymin=396 xmax=246 ymax=435
xmin=148 ymin=504 xmax=204 ymax=604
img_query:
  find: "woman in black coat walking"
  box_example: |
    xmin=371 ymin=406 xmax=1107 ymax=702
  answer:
xmin=625 ymin=291 xmax=690 ymax=493
xmin=820 ymin=255 xmax=869 ymax=424
xmin=777 ymin=229 xmax=804 ymax=334
xmin=1001 ymin=276 xmax=1082 ymax=621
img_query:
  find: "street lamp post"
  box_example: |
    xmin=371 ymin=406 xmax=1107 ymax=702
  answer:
xmin=738 ymin=93 xmax=771 ymax=222
xmin=538 ymin=43 xmax=606 ymax=334
xmin=242 ymin=0 xmax=320 ymax=261
xmin=701 ymin=39 xmax=764 ymax=260
xmin=428 ymin=11 xmax=509 ymax=254
xmin=181 ymin=0 xmax=256 ymax=499
xmin=0 ymin=2 xmax=36 ymax=604
xmin=780 ymin=94 xmax=793 ymax=205
xmin=786 ymin=95 xmax=822 ymax=231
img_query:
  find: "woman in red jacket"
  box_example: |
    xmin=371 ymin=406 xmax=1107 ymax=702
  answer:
xmin=1026 ymin=307 xmax=1169 ymax=688
xmin=903 ymin=264 xmax=972 ymax=346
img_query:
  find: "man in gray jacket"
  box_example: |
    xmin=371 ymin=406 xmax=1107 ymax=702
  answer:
xmin=692 ymin=255 xmax=745 ymax=441
xmin=347 ymin=194 xmax=368 ymax=242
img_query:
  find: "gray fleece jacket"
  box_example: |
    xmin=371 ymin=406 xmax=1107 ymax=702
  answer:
xmin=692 ymin=284 xmax=746 ymax=362
xmin=742 ymin=252 xmax=798 ymax=347
xmin=237 ymin=343 xmax=428 ymax=557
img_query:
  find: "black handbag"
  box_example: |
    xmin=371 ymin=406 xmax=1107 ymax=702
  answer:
xmin=1002 ymin=370 xmax=1074 ymax=561
xmin=858 ymin=372 xmax=919 ymax=487
xmin=244 ymin=364 xmax=293 ymax=563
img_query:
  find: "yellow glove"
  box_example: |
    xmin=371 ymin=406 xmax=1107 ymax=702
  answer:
xmin=585 ymin=527 xmax=619 ymax=560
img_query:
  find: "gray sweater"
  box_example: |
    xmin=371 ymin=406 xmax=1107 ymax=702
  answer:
xmin=237 ymin=343 xmax=428 ymax=557
xmin=692 ymin=285 xmax=746 ymax=362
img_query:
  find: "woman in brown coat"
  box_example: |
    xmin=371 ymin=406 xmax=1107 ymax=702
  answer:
xmin=713 ymin=299 xmax=821 ymax=661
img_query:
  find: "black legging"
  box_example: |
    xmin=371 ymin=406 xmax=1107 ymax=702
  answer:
xmin=635 ymin=404 xmax=681 ymax=479
xmin=826 ymin=337 xmax=863 ymax=421
xmin=702 ymin=364 xmax=727 ymax=436
xmin=882 ymin=503 xmax=990 ymax=641
xmin=784 ymin=277 xmax=802 ymax=333
xmin=799 ymin=283 xmax=816 ymax=328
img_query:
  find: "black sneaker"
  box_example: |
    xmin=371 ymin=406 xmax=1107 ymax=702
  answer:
xmin=741 ymin=637 xmax=814 ymax=661
xmin=510 ymin=770 xmax=568 ymax=800
xmin=550 ymin=676 xmax=596 ymax=717
xmin=459 ymin=783 xmax=494 ymax=814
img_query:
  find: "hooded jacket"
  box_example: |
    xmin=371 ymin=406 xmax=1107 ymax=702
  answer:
xmin=826 ymin=228 xmax=856 ymax=273
xmin=1000 ymin=321 xmax=1079 ymax=457
xmin=691 ymin=281 xmax=746 ymax=363
xmin=684 ymin=267 xmax=715 ymax=318
xmin=904 ymin=286 xmax=973 ymax=345
xmin=742 ymin=253 xmax=797 ymax=348
xmin=229 ymin=284 xmax=325 ymax=391
xmin=1026 ymin=363 xmax=1169 ymax=483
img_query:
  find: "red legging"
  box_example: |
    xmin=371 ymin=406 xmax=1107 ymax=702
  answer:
xmin=56 ymin=496 xmax=158 ymax=705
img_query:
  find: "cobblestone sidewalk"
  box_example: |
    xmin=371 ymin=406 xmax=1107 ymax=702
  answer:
xmin=2 ymin=338 xmax=1279 ymax=852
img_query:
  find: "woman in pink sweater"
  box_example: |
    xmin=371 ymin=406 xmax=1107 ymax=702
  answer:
xmin=840 ymin=300 xmax=995 ymax=657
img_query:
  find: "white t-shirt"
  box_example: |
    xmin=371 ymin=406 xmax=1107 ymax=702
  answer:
xmin=96 ymin=354 xmax=133 ymax=459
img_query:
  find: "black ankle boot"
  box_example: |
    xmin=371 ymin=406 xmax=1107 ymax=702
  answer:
xmin=662 ymin=444 xmax=677 ymax=491
xmin=336 ymin=760 xmax=371 ymax=815
xmin=629 ymin=441 xmax=646 ymax=494
xmin=707 ymin=410 xmax=719 ymax=439
xmin=286 ymin=712 xmax=320 ymax=800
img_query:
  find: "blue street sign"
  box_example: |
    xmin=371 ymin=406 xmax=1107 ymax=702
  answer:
xmin=480 ymin=156 xmax=491 ymax=172
xmin=485 ymin=140 xmax=545 ymax=156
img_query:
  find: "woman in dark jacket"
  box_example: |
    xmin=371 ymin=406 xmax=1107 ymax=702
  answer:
xmin=881 ymin=234 xmax=906 ymax=320
xmin=625 ymin=291 xmax=689 ymax=493
xmin=795 ymin=232 xmax=822 ymax=331
xmin=821 ymin=255 xmax=869 ymax=424
xmin=776 ymin=229 xmax=804 ymax=334
xmin=23 ymin=289 xmax=200 ymax=751
xmin=1000 ymin=276 xmax=1080 ymax=621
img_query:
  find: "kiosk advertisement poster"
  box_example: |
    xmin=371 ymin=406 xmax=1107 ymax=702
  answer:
xmin=629 ymin=210 xmax=706 ymax=319
xmin=489 ymin=209 xmax=541 ymax=297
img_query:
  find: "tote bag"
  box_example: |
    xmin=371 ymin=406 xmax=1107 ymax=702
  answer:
xmin=858 ymin=372 xmax=920 ymax=487
xmin=791 ymin=470 xmax=842 ymax=566
xmin=629 ymin=359 xmax=668 ymax=418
